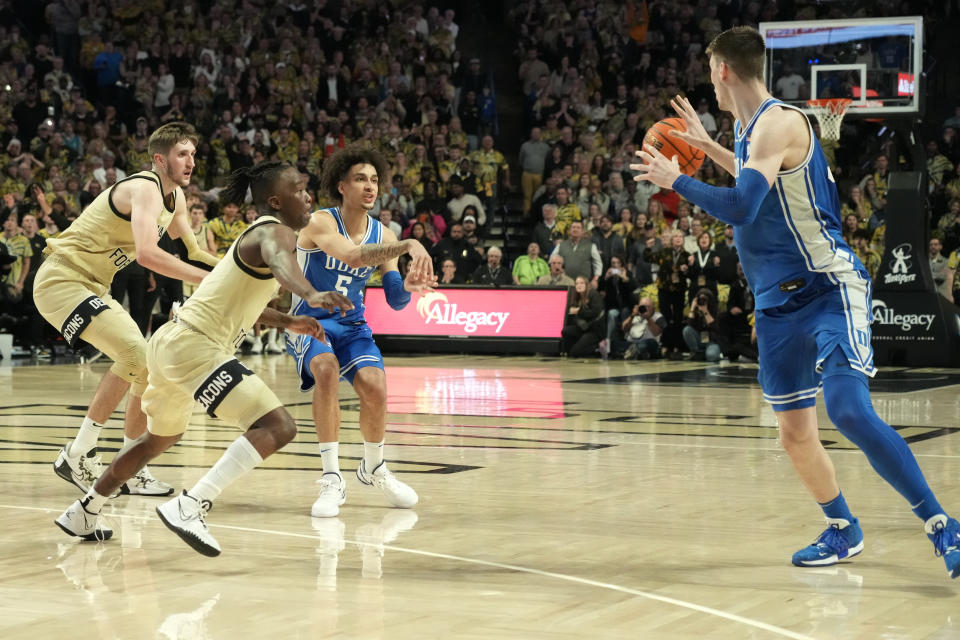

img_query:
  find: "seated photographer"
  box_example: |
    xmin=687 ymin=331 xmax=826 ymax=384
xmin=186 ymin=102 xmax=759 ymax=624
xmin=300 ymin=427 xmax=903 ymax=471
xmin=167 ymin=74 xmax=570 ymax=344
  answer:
xmin=599 ymin=255 xmax=636 ymax=358
xmin=621 ymin=297 xmax=666 ymax=360
xmin=717 ymin=261 xmax=758 ymax=363
xmin=683 ymin=287 xmax=721 ymax=362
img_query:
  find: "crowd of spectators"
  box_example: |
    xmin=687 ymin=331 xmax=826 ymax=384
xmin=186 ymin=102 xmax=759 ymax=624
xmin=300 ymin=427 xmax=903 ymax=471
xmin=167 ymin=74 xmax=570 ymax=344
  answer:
xmin=2 ymin=0 xmax=960 ymax=362
xmin=0 ymin=0 xmax=519 ymax=355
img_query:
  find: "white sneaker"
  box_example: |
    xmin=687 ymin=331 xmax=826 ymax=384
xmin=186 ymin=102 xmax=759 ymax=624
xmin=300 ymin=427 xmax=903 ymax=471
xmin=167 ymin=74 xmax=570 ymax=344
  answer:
xmin=53 ymin=443 xmax=104 ymax=493
xmin=120 ymin=466 xmax=175 ymax=496
xmin=249 ymin=338 xmax=263 ymax=354
xmin=356 ymin=461 xmax=418 ymax=508
xmin=263 ymin=328 xmax=283 ymax=354
xmin=156 ymin=490 xmax=221 ymax=557
xmin=54 ymin=499 xmax=113 ymax=541
xmin=311 ymin=473 xmax=346 ymax=518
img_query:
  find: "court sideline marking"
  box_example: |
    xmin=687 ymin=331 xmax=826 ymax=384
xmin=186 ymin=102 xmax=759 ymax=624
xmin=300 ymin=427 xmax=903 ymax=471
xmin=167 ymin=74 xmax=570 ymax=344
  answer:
xmin=3 ymin=503 xmax=814 ymax=640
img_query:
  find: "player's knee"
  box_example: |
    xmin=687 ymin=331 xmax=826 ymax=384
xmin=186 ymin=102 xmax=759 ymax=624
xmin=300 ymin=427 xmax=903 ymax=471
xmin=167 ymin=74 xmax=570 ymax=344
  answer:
xmin=143 ymin=432 xmax=181 ymax=456
xmin=273 ymin=414 xmax=299 ymax=446
xmin=109 ymin=339 xmax=147 ymax=383
xmin=824 ymin=382 xmax=868 ymax=436
xmin=776 ymin=411 xmax=818 ymax=451
xmin=354 ymin=371 xmax=386 ymax=407
xmin=309 ymin=355 xmax=339 ymax=386
xmin=252 ymin=409 xmax=298 ymax=447
xmin=778 ymin=423 xmax=810 ymax=451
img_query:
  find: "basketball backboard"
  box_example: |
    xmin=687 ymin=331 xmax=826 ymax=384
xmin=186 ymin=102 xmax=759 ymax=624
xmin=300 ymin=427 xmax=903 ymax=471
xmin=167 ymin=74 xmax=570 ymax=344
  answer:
xmin=758 ymin=17 xmax=923 ymax=117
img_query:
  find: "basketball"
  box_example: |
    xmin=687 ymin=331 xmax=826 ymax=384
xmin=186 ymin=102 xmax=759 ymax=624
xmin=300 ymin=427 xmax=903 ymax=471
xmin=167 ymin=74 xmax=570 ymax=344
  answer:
xmin=642 ymin=117 xmax=706 ymax=177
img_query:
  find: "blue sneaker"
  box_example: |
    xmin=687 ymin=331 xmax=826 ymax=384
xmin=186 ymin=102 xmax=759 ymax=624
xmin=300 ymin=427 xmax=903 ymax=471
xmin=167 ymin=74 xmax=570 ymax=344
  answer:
xmin=924 ymin=515 xmax=960 ymax=579
xmin=791 ymin=517 xmax=864 ymax=567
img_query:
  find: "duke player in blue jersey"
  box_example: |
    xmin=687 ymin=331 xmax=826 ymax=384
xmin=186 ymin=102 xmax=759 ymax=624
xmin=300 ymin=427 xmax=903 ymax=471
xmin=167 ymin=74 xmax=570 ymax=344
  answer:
xmin=631 ymin=26 xmax=959 ymax=579
xmin=286 ymin=146 xmax=436 ymax=517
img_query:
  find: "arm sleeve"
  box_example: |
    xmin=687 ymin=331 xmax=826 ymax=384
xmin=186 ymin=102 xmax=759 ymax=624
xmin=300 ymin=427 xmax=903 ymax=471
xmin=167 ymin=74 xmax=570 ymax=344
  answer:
xmin=672 ymin=168 xmax=770 ymax=226
xmin=590 ymin=244 xmax=602 ymax=277
xmin=382 ymin=270 xmax=411 ymax=310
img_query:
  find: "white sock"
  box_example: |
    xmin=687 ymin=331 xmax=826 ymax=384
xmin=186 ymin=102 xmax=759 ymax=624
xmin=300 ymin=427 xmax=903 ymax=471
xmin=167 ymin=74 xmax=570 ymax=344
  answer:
xmin=69 ymin=417 xmax=104 ymax=457
xmin=318 ymin=442 xmax=340 ymax=477
xmin=363 ymin=440 xmax=384 ymax=471
xmin=189 ymin=436 xmax=263 ymax=503
xmin=80 ymin=488 xmax=109 ymax=515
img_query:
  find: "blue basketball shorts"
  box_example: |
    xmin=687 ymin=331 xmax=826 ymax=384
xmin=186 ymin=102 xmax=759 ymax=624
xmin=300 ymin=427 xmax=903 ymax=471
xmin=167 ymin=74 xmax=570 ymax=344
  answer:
xmin=754 ymin=274 xmax=875 ymax=411
xmin=285 ymin=319 xmax=384 ymax=389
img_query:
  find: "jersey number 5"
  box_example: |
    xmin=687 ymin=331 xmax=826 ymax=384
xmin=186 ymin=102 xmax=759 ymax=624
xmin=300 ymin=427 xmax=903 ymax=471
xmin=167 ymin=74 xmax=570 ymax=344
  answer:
xmin=335 ymin=274 xmax=353 ymax=296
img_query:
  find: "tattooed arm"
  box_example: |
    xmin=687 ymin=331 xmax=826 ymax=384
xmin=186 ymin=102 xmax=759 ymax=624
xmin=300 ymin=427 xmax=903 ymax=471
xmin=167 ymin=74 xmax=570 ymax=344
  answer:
xmin=298 ymin=209 xmax=433 ymax=279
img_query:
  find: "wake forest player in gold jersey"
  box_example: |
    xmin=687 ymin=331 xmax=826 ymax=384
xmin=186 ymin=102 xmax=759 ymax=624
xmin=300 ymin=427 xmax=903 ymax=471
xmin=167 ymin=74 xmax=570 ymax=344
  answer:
xmin=55 ymin=161 xmax=352 ymax=555
xmin=34 ymin=122 xmax=220 ymax=496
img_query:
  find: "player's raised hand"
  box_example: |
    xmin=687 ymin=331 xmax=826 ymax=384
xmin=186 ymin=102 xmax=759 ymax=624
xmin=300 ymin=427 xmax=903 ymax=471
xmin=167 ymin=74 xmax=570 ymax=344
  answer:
xmin=305 ymin=290 xmax=354 ymax=316
xmin=631 ymin=144 xmax=682 ymax=190
xmin=668 ymin=95 xmax=713 ymax=151
xmin=404 ymin=270 xmax=438 ymax=294
xmin=287 ymin=314 xmax=326 ymax=340
xmin=405 ymin=240 xmax=435 ymax=281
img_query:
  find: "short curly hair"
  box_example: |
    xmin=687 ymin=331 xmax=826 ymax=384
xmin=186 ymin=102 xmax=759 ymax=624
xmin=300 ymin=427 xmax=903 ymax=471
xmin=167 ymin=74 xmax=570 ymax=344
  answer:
xmin=319 ymin=144 xmax=388 ymax=203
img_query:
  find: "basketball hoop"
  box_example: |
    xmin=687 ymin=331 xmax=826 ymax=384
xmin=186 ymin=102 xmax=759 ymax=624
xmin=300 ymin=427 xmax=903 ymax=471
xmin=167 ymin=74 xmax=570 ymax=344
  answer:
xmin=806 ymin=98 xmax=852 ymax=141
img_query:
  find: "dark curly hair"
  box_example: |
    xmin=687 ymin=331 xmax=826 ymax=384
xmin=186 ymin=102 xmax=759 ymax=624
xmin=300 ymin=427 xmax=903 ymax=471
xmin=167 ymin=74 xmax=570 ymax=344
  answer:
xmin=221 ymin=161 xmax=294 ymax=208
xmin=319 ymin=144 xmax=388 ymax=203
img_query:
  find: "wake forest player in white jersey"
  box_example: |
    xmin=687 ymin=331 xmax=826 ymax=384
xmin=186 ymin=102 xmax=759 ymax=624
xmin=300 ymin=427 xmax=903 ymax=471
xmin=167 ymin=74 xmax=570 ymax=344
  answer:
xmin=632 ymin=26 xmax=960 ymax=579
xmin=55 ymin=161 xmax=352 ymax=555
xmin=34 ymin=122 xmax=219 ymax=496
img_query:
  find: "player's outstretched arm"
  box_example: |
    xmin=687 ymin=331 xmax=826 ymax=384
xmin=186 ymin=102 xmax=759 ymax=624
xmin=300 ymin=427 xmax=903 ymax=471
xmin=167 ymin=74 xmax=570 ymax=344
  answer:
xmin=630 ymin=109 xmax=798 ymax=226
xmin=257 ymin=222 xmax=353 ymax=314
xmin=301 ymin=210 xmax=434 ymax=280
xmin=668 ymin=95 xmax=736 ymax=175
xmin=167 ymin=203 xmax=220 ymax=268
xmin=129 ymin=183 xmax=211 ymax=284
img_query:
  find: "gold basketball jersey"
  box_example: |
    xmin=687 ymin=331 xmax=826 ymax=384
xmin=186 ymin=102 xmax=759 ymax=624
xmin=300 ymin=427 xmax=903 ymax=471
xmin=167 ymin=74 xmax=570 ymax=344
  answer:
xmin=43 ymin=170 xmax=177 ymax=285
xmin=175 ymin=216 xmax=281 ymax=350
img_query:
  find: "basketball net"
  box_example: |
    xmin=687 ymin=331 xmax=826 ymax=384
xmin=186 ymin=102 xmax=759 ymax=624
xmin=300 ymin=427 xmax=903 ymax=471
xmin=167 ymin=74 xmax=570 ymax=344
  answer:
xmin=806 ymin=98 xmax=852 ymax=141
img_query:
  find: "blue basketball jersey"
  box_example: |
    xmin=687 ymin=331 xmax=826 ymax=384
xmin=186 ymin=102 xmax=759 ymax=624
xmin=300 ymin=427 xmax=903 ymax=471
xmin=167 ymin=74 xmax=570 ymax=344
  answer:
xmin=733 ymin=98 xmax=868 ymax=309
xmin=292 ymin=208 xmax=382 ymax=323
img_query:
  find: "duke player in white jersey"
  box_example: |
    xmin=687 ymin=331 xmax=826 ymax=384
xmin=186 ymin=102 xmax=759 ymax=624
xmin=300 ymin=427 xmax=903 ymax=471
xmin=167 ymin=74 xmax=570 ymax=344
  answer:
xmin=286 ymin=145 xmax=436 ymax=517
xmin=632 ymin=26 xmax=959 ymax=579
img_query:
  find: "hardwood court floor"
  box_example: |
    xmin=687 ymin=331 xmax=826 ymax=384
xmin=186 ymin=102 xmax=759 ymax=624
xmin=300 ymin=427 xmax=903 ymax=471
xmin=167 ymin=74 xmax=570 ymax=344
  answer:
xmin=1 ymin=354 xmax=959 ymax=639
